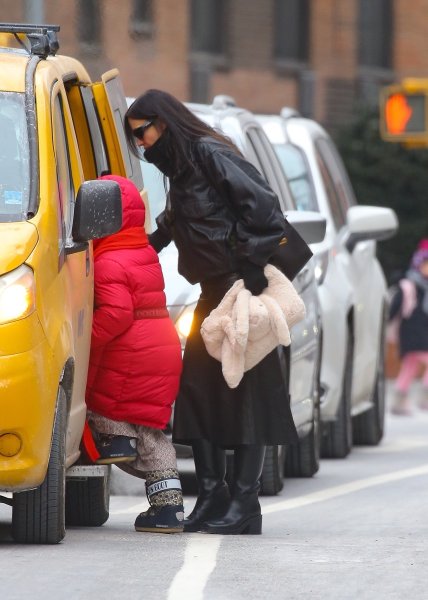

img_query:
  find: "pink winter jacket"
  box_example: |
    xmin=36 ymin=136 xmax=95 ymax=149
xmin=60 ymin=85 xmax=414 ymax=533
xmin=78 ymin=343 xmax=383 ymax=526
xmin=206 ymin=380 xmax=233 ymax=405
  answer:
xmin=85 ymin=175 xmax=182 ymax=429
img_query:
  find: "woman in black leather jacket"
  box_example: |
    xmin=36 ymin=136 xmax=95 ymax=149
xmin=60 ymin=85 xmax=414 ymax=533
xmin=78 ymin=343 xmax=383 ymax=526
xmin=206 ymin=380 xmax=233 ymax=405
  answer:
xmin=125 ymin=90 xmax=297 ymax=535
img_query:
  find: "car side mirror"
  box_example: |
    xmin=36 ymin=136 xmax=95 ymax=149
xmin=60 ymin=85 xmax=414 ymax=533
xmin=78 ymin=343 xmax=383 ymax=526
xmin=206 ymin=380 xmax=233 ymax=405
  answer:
xmin=284 ymin=210 xmax=327 ymax=245
xmin=72 ymin=180 xmax=122 ymax=243
xmin=345 ymin=205 xmax=398 ymax=252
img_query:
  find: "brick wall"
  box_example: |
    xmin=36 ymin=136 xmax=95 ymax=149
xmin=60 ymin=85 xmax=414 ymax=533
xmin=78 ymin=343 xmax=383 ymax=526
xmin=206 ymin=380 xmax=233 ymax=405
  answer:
xmin=2 ymin=0 xmax=428 ymax=131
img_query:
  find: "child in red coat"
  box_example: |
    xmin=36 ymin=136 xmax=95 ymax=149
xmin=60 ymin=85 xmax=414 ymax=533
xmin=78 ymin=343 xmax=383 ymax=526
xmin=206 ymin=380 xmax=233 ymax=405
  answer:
xmin=85 ymin=175 xmax=183 ymax=533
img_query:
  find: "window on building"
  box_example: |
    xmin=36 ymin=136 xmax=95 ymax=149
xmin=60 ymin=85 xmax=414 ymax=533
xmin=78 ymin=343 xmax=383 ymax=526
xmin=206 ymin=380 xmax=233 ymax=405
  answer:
xmin=191 ymin=0 xmax=226 ymax=57
xmin=129 ymin=0 xmax=153 ymax=38
xmin=274 ymin=0 xmax=310 ymax=64
xmin=359 ymin=0 xmax=393 ymax=69
xmin=77 ymin=0 xmax=102 ymax=55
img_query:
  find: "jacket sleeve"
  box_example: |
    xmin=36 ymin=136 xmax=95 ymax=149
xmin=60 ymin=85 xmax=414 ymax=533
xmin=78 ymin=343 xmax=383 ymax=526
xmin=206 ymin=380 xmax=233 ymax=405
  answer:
xmin=91 ymin=257 xmax=134 ymax=349
xmin=197 ymin=145 xmax=285 ymax=267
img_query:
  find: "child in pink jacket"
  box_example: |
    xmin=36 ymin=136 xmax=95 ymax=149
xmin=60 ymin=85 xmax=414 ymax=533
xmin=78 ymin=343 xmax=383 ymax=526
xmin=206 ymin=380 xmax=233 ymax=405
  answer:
xmin=389 ymin=239 xmax=428 ymax=415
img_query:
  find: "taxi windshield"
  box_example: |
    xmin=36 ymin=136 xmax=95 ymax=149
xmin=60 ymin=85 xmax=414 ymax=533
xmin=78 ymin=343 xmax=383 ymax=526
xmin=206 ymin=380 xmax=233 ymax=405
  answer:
xmin=0 ymin=92 xmax=30 ymax=222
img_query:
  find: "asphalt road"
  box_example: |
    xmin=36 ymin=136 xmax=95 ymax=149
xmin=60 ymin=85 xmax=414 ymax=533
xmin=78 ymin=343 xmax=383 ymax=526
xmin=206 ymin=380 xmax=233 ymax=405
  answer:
xmin=1 ymin=391 xmax=428 ymax=600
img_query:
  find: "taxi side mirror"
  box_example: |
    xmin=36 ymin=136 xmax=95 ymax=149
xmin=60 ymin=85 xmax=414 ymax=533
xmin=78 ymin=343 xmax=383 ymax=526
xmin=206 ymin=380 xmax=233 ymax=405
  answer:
xmin=72 ymin=179 xmax=122 ymax=243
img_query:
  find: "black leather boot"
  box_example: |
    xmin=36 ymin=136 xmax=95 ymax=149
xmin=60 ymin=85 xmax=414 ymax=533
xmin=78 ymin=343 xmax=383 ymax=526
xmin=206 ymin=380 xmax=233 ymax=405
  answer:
xmin=204 ymin=445 xmax=266 ymax=535
xmin=184 ymin=440 xmax=230 ymax=532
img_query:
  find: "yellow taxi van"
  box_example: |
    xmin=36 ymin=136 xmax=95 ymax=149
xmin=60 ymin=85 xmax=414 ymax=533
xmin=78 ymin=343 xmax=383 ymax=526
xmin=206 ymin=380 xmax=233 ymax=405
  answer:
xmin=0 ymin=23 xmax=144 ymax=543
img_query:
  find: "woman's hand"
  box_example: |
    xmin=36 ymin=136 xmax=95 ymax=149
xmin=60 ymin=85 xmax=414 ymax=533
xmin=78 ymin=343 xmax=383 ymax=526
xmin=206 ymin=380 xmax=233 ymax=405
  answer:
xmin=148 ymin=229 xmax=171 ymax=253
xmin=240 ymin=261 xmax=268 ymax=296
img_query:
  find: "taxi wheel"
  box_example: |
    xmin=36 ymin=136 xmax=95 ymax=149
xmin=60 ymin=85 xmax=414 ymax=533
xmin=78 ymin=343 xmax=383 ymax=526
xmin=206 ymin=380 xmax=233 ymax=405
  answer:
xmin=65 ymin=467 xmax=111 ymax=527
xmin=12 ymin=387 xmax=67 ymax=544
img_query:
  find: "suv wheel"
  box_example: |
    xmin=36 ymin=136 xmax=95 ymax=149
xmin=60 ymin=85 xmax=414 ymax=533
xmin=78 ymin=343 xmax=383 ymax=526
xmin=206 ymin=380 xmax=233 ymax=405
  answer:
xmin=353 ymin=313 xmax=386 ymax=445
xmin=12 ymin=387 xmax=67 ymax=544
xmin=321 ymin=332 xmax=353 ymax=459
xmin=260 ymin=445 xmax=285 ymax=496
xmin=285 ymin=336 xmax=322 ymax=477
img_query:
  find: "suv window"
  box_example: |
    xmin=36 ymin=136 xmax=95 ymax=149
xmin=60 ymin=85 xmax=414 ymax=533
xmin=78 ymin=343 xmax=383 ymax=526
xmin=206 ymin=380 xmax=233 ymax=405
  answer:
xmin=315 ymin=137 xmax=352 ymax=230
xmin=315 ymin=137 xmax=356 ymax=231
xmin=0 ymin=92 xmax=30 ymax=222
xmin=273 ymin=142 xmax=318 ymax=212
xmin=246 ymin=127 xmax=294 ymax=212
xmin=52 ymin=94 xmax=75 ymax=243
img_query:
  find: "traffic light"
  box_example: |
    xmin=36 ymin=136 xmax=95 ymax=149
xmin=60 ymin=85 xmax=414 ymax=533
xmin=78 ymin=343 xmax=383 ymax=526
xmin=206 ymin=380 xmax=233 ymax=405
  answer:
xmin=380 ymin=80 xmax=428 ymax=144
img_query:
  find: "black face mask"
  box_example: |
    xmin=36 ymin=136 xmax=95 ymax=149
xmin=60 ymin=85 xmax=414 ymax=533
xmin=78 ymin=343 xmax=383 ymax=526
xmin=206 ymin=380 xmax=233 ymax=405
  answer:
xmin=143 ymin=132 xmax=175 ymax=178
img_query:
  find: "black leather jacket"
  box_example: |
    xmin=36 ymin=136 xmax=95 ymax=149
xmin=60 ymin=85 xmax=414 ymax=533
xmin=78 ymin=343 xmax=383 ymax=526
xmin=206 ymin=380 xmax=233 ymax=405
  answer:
xmin=148 ymin=136 xmax=285 ymax=284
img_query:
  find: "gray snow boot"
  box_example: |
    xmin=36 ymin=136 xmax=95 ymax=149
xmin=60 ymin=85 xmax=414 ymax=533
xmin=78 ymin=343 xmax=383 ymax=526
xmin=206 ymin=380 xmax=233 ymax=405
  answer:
xmin=135 ymin=469 xmax=184 ymax=533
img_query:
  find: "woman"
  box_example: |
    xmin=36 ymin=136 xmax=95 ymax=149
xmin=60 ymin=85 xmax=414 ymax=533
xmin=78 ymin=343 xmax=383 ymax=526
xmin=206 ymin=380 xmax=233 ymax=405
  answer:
xmin=125 ymin=90 xmax=298 ymax=535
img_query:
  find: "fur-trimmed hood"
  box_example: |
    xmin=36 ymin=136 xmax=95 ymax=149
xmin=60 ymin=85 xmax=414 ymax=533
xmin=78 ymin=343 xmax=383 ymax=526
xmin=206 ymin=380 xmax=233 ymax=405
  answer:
xmin=200 ymin=264 xmax=306 ymax=388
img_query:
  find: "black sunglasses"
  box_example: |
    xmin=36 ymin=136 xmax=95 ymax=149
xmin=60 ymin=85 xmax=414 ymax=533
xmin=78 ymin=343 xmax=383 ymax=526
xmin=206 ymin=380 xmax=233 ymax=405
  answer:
xmin=132 ymin=120 xmax=155 ymax=141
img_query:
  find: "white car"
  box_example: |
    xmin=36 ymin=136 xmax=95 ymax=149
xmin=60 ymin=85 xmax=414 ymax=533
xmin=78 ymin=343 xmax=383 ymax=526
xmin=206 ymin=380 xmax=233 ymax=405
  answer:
xmin=258 ymin=111 xmax=398 ymax=458
xmin=133 ymin=97 xmax=326 ymax=493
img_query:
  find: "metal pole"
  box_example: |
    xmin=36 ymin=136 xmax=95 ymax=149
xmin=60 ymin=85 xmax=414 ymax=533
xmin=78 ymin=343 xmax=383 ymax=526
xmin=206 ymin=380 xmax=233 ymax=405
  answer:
xmin=23 ymin=0 xmax=45 ymax=23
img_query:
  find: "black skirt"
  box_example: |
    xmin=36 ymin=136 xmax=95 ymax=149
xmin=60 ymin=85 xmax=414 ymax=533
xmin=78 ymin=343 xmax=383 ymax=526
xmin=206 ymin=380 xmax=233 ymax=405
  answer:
xmin=172 ymin=273 xmax=298 ymax=448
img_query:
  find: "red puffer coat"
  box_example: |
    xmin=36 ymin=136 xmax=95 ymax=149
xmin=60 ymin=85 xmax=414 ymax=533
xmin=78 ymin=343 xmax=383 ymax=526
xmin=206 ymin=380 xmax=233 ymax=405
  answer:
xmin=85 ymin=175 xmax=182 ymax=429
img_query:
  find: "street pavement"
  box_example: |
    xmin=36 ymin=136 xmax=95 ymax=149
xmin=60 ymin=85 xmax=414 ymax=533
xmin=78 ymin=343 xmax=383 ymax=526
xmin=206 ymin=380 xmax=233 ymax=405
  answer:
xmin=1 ymin=384 xmax=428 ymax=600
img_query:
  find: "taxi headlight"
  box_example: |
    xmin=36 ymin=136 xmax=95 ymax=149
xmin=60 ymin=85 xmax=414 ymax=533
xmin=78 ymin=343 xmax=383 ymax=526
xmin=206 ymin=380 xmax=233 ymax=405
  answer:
xmin=0 ymin=265 xmax=36 ymax=324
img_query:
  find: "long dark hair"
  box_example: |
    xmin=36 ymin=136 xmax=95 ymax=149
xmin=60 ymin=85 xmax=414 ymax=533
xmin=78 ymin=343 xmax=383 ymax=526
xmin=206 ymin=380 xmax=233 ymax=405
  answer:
xmin=124 ymin=89 xmax=241 ymax=167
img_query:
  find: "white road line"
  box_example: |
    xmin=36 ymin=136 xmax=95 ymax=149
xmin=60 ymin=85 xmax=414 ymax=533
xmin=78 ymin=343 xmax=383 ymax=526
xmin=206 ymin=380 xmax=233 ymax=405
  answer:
xmin=263 ymin=463 xmax=428 ymax=514
xmin=357 ymin=437 xmax=428 ymax=453
xmin=112 ymin=463 xmax=428 ymax=518
xmin=167 ymin=535 xmax=222 ymax=600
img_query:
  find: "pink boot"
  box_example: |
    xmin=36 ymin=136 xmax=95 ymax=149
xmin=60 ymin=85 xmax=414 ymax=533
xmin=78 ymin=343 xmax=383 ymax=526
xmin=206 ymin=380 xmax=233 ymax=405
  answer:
xmin=390 ymin=390 xmax=413 ymax=415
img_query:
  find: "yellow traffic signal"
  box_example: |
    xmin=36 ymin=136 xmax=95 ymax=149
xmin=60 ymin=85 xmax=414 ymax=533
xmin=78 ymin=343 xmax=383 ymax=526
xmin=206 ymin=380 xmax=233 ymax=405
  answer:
xmin=380 ymin=81 xmax=428 ymax=143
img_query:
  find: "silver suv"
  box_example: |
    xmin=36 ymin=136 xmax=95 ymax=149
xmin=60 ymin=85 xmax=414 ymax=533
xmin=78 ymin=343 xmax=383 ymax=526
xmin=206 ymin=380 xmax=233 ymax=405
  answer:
xmin=258 ymin=110 xmax=398 ymax=458
xmin=136 ymin=96 xmax=326 ymax=494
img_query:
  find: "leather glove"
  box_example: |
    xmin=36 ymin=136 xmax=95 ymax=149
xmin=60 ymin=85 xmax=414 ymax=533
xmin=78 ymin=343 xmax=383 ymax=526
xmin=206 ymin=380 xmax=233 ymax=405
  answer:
xmin=240 ymin=261 xmax=268 ymax=296
xmin=148 ymin=229 xmax=171 ymax=253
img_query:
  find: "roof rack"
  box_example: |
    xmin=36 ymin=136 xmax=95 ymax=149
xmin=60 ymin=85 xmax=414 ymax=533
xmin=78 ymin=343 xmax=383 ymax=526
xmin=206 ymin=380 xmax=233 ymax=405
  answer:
xmin=212 ymin=94 xmax=237 ymax=109
xmin=280 ymin=107 xmax=301 ymax=120
xmin=0 ymin=23 xmax=60 ymax=58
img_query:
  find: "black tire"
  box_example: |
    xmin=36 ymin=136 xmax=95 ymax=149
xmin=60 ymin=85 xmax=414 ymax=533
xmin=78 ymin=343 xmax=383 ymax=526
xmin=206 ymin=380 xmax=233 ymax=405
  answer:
xmin=260 ymin=445 xmax=285 ymax=496
xmin=65 ymin=467 xmax=111 ymax=527
xmin=321 ymin=332 xmax=353 ymax=459
xmin=12 ymin=387 xmax=67 ymax=544
xmin=353 ymin=314 xmax=386 ymax=445
xmin=285 ymin=336 xmax=322 ymax=477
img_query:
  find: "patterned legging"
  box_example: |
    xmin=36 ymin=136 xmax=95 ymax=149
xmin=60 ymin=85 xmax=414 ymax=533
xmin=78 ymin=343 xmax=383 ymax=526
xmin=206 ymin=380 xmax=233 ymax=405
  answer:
xmin=87 ymin=411 xmax=178 ymax=474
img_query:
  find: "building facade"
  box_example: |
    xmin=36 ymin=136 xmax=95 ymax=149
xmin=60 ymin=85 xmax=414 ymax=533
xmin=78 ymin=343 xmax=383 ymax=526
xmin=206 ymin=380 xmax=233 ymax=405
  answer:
xmin=2 ymin=0 xmax=428 ymax=133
